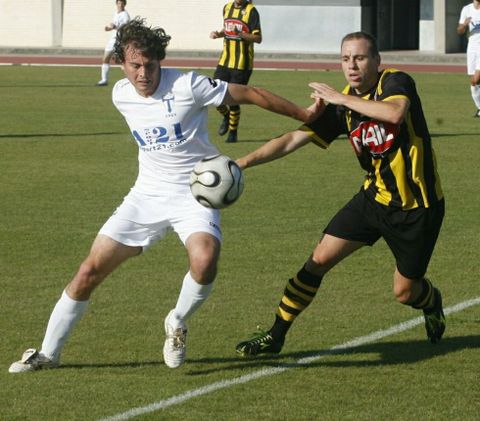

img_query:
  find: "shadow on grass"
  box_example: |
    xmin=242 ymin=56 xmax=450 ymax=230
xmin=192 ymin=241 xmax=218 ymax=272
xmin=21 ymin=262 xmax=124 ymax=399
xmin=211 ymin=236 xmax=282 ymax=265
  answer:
xmin=58 ymin=360 xmax=163 ymax=370
xmin=0 ymin=132 xmax=122 ymax=139
xmin=45 ymin=335 xmax=479 ymax=373
xmin=430 ymin=133 xmax=479 ymax=138
xmin=0 ymin=84 xmax=107 ymax=88
xmin=184 ymin=334 xmax=480 ymax=376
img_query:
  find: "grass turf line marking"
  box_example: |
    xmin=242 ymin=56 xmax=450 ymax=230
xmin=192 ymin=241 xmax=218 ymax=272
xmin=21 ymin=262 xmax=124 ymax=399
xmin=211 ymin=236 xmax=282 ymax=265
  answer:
xmin=99 ymin=297 xmax=480 ymax=421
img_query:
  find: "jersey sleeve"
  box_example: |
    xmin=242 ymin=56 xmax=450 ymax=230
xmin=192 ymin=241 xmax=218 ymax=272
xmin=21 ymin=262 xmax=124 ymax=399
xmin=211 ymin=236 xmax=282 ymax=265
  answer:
xmin=249 ymin=8 xmax=261 ymax=35
xmin=378 ymin=70 xmax=414 ymax=102
xmin=189 ymin=71 xmax=229 ymax=108
xmin=114 ymin=11 xmax=130 ymax=27
xmin=459 ymin=5 xmax=469 ymax=24
xmin=300 ymin=103 xmax=346 ymax=148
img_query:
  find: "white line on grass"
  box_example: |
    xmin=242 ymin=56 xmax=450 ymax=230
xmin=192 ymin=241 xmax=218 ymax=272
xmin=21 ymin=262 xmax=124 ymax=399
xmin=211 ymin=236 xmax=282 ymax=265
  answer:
xmin=99 ymin=297 xmax=480 ymax=421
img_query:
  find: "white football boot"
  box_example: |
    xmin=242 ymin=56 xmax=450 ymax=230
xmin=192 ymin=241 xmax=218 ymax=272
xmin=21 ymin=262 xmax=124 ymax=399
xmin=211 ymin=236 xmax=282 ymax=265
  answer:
xmin=9 ymin=348 xmax=58 ymax=373
xmin=163 ymin=310 xmax=187 ymax=368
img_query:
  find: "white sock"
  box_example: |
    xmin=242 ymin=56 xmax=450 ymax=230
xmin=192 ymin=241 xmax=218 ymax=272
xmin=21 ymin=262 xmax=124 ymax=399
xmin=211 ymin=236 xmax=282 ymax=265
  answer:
xmin=470 ymin=85 xmax=480 ymax=109
xmin=101 ymin=63 xmax=110 ymax=82
xmin=40 ymin=290 xmax=89 ymax=361
xmin=170 ymin=272 xmax=213 ymax=328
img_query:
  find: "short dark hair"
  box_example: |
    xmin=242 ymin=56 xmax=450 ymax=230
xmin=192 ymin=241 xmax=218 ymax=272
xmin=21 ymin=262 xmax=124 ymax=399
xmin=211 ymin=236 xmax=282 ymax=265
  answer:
xmin=114 ymin=17 xmax=171 ymax=63
xmin=341 ymin=31 xmax=379 ymax=58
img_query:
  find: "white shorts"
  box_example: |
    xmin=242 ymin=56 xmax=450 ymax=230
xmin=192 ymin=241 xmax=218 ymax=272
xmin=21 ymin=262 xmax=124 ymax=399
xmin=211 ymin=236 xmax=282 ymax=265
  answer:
xmin=104 ymin=35 xmax=116 ymax=53
xmin=466 ymin=49 xmax=480 ymax=75
xmin=99 ymin=187 xmax=222 ymax=250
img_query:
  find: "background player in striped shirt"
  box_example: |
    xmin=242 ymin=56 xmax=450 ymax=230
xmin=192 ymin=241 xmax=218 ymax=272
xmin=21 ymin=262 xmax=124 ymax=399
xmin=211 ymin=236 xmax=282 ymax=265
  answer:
xmin=210 ymin=0 xmax=262 ymax=143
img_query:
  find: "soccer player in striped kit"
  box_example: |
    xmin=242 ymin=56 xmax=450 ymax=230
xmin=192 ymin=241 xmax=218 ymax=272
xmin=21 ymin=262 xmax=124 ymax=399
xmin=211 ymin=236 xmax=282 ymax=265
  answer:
xmin=236 ymin=32 xmax=446 ymax=357
xmin=210 ymin=0 xmax=262 ymax=143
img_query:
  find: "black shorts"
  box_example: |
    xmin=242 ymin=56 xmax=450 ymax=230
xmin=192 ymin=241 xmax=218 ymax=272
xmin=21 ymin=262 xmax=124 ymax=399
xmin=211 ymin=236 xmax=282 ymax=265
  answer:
xmin=213 ymin=65 xmax=252 ymax=85
xmin=324 ymin=189 xmax=445 ymax=279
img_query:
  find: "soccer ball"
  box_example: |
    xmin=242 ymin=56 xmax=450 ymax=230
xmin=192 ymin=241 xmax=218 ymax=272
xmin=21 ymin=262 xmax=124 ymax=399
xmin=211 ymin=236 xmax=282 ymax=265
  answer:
xmin=189 ymin=155 xmax=244 ymax=209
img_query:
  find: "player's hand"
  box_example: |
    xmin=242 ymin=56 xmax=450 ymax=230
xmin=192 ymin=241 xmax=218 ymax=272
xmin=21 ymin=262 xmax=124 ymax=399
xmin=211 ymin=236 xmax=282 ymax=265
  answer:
xmin=304 ymin=98 xmax=325 ymax=123
xmin=235 ymin=158 xmax=247 ymax=170
xmin=210 ymin=31 xmax=219 ymax=39
xmin=233 ymin=26 xmax=243 ymax=36
xmin=309 ymin=82 xmax=346 ymax=106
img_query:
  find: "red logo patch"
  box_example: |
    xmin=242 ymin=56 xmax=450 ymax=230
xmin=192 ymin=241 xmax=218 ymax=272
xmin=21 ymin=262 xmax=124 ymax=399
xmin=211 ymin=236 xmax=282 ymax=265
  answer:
xmin=349 ymin=121 xmax=399 ymax=157
xmin=224 ymin=18 xmax=250 ymax=39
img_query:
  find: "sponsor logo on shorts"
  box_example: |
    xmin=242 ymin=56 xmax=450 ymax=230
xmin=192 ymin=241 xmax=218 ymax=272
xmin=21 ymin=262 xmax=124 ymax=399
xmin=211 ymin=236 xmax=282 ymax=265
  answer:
xmin=209 ymin=221 xmax=221 ymax=232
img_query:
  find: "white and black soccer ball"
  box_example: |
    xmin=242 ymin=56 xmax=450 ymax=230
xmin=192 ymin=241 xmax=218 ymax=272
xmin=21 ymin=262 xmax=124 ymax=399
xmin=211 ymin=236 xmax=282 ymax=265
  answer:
xmin=189 ymin=155 xmax=244 ymax=209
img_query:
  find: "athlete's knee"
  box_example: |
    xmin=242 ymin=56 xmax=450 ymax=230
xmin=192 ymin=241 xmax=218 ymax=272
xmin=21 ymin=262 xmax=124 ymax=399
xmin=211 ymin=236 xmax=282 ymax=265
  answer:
xmin=304 ymin=255 xmax=331 ymax=278
xmin=309 ymin=247 xmax=336 ymax=275
xmin=393 ymin=271 xmax=422 ymax=304
xmin=189 ymin=261 xmax=217 ymax=285
xmin=189 ymin=248 xmax=219 ymax=284
xmin=394 ymin=284 xmax=414 ymax=304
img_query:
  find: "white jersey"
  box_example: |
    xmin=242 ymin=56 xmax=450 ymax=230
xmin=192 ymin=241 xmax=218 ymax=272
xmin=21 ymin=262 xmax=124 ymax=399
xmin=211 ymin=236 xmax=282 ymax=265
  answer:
xmin=105 ymin=10 xmax=130 ymax=51
xmin=459 ymin=3 xmax=480 ymax=52
xmin=113 ymin=10 xmax=130 ymax=30
xmin=112 ymin=68 xmax=228 ymax=194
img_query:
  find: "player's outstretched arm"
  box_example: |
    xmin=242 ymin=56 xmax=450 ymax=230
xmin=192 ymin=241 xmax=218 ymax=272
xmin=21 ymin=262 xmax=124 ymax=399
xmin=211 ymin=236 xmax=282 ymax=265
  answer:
xmin=224 ymin=84 xmax=323 ymax=123
xmin=309 ymin=82 xmax=409 ymax=125
xmin=236 ymin=130 xmax=312 ymax=169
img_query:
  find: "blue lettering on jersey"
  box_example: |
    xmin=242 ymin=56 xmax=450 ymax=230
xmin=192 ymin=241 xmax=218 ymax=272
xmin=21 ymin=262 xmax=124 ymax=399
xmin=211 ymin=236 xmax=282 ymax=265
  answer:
xmin=173 ymin=122 xmax=186 ymax=141
xmin=151 ymin=126 xmax=169 ymax=143
xmin=132 ymin=122 xmax=186 ymax=150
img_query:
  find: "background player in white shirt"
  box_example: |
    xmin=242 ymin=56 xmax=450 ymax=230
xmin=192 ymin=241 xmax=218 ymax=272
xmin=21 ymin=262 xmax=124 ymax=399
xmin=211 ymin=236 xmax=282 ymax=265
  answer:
xmin=96 ymin=0 xmax=130 ymax=86
xmin=458 ymin=0 xmax=480 ymax=117
xmin=9 ymin=17 xmax=321 ymax=373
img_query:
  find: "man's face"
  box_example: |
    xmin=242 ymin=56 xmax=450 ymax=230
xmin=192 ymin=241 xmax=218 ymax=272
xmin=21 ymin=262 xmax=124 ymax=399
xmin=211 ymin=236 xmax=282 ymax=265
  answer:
xmin=234 ymin=0 xmax=247 ymax=7
xmin=116 ymin=1 xmax=126 ymax=11
xmin=121 ymin=45 xmax=160 ymax=97
xmin=341 ymin=38 xmax=380 ymax=94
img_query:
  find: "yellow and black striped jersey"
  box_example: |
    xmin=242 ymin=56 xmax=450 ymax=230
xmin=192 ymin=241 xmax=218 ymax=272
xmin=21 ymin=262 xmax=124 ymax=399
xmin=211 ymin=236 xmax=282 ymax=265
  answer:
xmin=302 ymin=69 xmax=443 ymax=210
xmin=218 ymin=1 xmax=261 ymax=70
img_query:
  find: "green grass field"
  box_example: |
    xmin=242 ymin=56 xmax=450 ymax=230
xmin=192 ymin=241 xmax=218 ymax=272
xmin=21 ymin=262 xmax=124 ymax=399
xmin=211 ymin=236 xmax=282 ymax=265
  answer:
xmin=0 ymin=65 xmax=479 ymax=420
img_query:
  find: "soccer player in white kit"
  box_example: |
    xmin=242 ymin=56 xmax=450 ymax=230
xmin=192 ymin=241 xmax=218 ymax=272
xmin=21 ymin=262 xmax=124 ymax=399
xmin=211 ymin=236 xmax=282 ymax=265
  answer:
xmin=96 ymin=0 xmax=130 ymax=86
xmin=9 ymin=18 xmax=321 ymax=372
xmin=458 ymin=0 xmax=480 ymax=117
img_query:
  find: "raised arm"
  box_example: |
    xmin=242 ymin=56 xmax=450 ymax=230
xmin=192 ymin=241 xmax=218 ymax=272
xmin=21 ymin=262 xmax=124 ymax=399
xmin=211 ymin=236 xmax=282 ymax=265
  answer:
xmin=309 ymin=82 xmax=409 ymax=125
xmin=236 ymin=130 xmax=312 ymax=169
xmin=224 ymin=83 xmax=323 ymax=123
